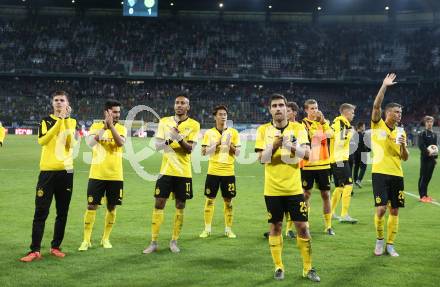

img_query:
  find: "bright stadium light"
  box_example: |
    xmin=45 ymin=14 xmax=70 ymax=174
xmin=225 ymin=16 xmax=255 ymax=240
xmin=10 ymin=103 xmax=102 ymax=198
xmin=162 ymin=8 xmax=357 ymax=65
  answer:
xmin=71 ymin=0 xmax=75 ymax=3
xmin=268 ymin=5 xmax=272 ymax=9
xmin=219 ymin=3 xmax=224 ymax=8
xmin=317 ymin=6 xmax=322 ymax=11
xmin=121 ymin=1 xmax=124 ymax=5
xmin=170 ymin=2 xmax=174 ymax=6
xmin=385 ymin=6 xmax=390 ymax=11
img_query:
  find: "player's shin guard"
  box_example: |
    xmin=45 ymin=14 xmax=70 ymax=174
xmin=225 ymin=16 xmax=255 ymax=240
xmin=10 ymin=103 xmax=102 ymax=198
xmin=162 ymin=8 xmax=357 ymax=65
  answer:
xmin=171 ymin=208 xmax=184 ymax=241
xmin=374 ymin=213 xmax=385 ymax=239
xmin=386 ymin=215 xmax=399 ymax=244
xmin=151 ymin=208 xmax=164 ymax=242
xmin=83 ymin=210 xmax=96 ymax=242
xmin=102 ymin=209 xmax=116 ymax=241
xmin=331 ymin=187 xmax=343 ymax=215
xmin=224 ymin=201 xmax=233 ymax=228
xmin=297 ymin=237 xmax=312 ymax=274
xmin=340 ymin=185 xmax=353 ymax=217
xmin=323 ymin=213 xmax=332 ymax=230
xmin=204 ymin=198 xmax=215 ymax=231
xmin=268 ymin=235 xmax=284 ymax=271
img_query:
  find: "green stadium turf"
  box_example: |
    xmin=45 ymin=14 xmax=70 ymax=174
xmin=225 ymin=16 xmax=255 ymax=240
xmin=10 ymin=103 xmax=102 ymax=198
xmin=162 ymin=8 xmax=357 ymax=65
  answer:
xmin=0 ymin=135 xmax=439 ymax=287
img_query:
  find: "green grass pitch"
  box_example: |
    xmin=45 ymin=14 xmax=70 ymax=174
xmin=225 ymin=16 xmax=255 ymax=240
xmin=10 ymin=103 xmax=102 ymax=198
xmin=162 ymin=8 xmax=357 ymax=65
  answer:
xmin=0 ymin=135 xmax=439 ymax=287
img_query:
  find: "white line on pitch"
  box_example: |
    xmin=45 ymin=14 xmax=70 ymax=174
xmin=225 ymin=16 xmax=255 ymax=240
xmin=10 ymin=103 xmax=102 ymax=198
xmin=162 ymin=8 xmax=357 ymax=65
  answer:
xmin=405 ymin=191 xmax=440 ymax=207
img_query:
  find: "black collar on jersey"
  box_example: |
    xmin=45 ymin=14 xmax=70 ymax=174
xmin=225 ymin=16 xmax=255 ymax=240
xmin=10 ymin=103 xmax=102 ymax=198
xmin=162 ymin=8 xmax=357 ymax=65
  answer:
xmin=271 ymin=121 xmax=289 ymax=134
xmin=385 ymin=122 xmax=396 ymax=132
xmin=174 ymin=115 xmax=189 ymax=126
xmin=215 ymin=127 xmax=228 ymax=135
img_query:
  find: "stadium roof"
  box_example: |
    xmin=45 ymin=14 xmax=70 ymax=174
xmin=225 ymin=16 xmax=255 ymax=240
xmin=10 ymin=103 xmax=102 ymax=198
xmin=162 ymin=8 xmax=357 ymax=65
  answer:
xmin=6 ymin=0 xmax=440 ymax=13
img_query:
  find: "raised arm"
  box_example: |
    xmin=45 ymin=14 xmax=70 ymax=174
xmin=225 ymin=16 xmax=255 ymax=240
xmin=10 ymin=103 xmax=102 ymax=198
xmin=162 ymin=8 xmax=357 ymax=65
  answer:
xmin=372 ymin=73 xmax=397 ymax=122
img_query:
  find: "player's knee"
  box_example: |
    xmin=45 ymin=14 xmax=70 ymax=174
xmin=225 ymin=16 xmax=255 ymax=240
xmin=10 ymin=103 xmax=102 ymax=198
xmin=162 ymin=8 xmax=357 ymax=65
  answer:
xmin=154 ymin=198 xmax=166 ymax=209
xmin=223 ymin=197 xmax=232 ymax=204
xmin=270 ymin=222 xmax=282 ymax=234
xmin=304 ymin=191 xmax=311 ymax=200
xmin=107 ymin=205 xmax=116 ymax=212
xmin=376 ymin=206 xmax=386 ymax=217
xmin=389 ymin=207 xmax=399 ymax=216
xmin=320 ymin=190 xmax=330 ymax=200
xmin=175 ymin=200 xmax=186 ymax=209
xmin=87 ymin=204 xmax=98 ymax=210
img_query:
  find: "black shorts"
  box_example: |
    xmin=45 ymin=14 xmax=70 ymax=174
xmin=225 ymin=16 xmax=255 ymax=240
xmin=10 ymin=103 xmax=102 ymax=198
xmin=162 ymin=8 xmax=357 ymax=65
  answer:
xmin=204 ymin=174 xmax=236 ymax=199
xmin=155 ymin=175 xmax=193 ymax=201
xmin=372 ymin=173 xmax=405 ymax=208
xmin=87 ymin=179 xmax=124 ymax=206
xmin=265 ymin=194 xmax=308 ymax=224
xmin=331 ymin=161 xmax=353 ymax=187
xmin=36 ymin=170 xmax=74 ymax=206
xmin=301 ymin=169 xmax=331 ymax=191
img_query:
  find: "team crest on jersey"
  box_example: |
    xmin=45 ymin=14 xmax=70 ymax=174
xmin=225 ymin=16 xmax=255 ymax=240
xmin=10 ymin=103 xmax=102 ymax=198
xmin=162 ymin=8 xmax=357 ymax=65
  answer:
xmin=348 ymin=178 xmax=353 ymax=183
xmin=302 ymin=180 xmax=307 ymax=187
xmin=155 ymin=188 xmax=160 ymax=195
xmin=267 ymin=212 xmax=272 ymax=220
xmin=375 ymin=196 xmax=381 ymax=204
xmin=37 ymin=189 xmax=44 ymax=197
xmin=88 ymin=196 xmax=94 ymax=203
xmin=205 ymin=188 xmax=211 ymax=195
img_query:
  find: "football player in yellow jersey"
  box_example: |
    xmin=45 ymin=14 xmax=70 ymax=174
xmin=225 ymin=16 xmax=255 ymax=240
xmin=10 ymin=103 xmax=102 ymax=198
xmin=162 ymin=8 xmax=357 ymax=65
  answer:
xmin=20 ymin=91 xmax=78 ymax=262
xmin=263 ymin=101 xmax=299 ymax=240
xmin=199 ymin=105 xmax=240 ymax=239
xmin=330 ymin=103 xmax=358 ymax=224
xmin=79 ymin=100 xmax=127 ymax=251
xmin=301 ymin=99 xmax=334 ymax=235
xmin=0 ymin=121 xmax=6 ymax=147
xmin=143 ymin=95 xmax=200 ymax=254
xmin=371 ymin=74 xmax=409 ymax=257
xmin=255 ymin=94 xmax=320 ymax=282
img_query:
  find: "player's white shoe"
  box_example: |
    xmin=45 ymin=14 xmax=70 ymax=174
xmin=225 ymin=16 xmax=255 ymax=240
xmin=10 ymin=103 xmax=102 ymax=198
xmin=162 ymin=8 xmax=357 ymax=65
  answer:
xmin=374 ymin=239 xmax=384 ymax=256
xmin=142 ymin=241 xmax=158 ymax=254
xmin=386 ymin=244 xmax=399 ymax=257
xmin=169 ymin=240 xmax=180 ymax=253
xmin=78 ymin=241 xmax=91 ymax=251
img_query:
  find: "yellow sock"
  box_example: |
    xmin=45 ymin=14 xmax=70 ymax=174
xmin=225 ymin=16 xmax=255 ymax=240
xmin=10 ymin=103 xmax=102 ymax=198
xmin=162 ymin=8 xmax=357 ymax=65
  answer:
xmin=102 ymin=209 xmax=116 ymax=241
xmin=204 ymin=198 xmax=215 ymax=230
xmin=323 ymin=213 xmax=332 ymax=230
xmin=340 ymin=185 xmax=353 ymax=217
xmin=386 ymin=215 xmax=399 ymax=244
xmin=331 ymin=187 xmax=343 ymax=215
xmin=224 ymin=201 xmax=233 ymax=228
xmin=268 ymin=235 xmax=284 ymax=270
xmin=286 ymin=212 xmax=293 ymax=231
xmin=151 ymin=208 xmax=164 ymax=242
xmin=374 ymin=214 xmax=385 ymax=239
xmin=83 ymin=210 xmax=96 ymax=242
xmin=297 ymin=237 xmax=312 ymax=275
xmin=172 ymin=208 xmax=184 ymax=241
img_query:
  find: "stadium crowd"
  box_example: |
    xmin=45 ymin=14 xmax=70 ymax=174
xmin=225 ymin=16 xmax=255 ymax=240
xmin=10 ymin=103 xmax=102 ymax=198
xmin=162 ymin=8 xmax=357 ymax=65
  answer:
xmin=0 ymin=17 xmax=439 ymax=79
xmin=0 ymin=79 xmax=439 ymax=129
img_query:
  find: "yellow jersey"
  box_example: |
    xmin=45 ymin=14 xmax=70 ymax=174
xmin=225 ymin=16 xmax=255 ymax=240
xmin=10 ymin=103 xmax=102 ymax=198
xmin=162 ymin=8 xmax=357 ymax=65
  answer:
xmin=371 ymin=119 xmax=405 ymax=177
xmin=202 ymin=127 xmax=241 ymax=176
xmin=330 ymin=115 xmax=353 ymax=163
xmin=38 ymin=115 xmax=77 ymax=171
xmin=88 ymin=122 xmax=127 ymax=181
xmin=301 ymin=118 xmax=331 ymax=170
xmin=156 ymin=116 xmax=200 ymax=178
xmin=255 ymin=122 xmax=309 ymax=196
xmin=0 ymin=123 xmax=5 ymax=144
